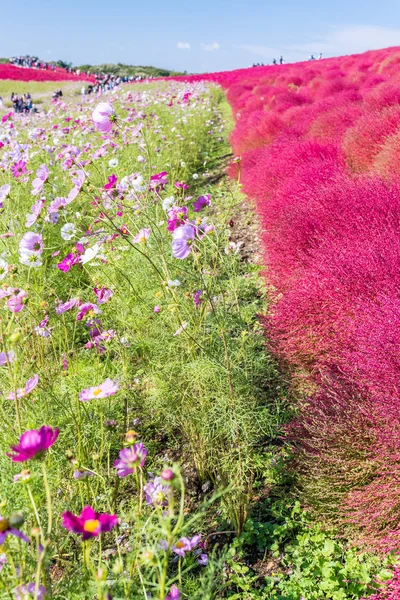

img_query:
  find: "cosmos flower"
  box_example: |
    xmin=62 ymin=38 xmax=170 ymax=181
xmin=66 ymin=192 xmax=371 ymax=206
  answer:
xmin=171 ymin=224 xmax=196 ymax=259
xmin=7 ymin=426 xmax=59 ymax=462
xmin=0 ymin=351 xmax=15 ymax=366
xmin=0 ymin=516 xmax=29 ymax=545
xmin=31 ymin=164 xmax=49 ymax=196
xmin=93 ymin=287 xmax=113 ymax=304
xmin=79 ymin=378 xmax=118 ymax=401
xmin=62 ymin=506 xmax=118 ymax=540
xmin=11 ymin=160 xmax=27 ymax=178
xmin=104 ymin=174 xmax=118 ymax=190
xmin=165 ymin=585 xmax=180 ymax=600
xmin=14 ymin=583 xmax=47 ymax=600
xmin=56 ymin=298 xmax=79 ymax=314
xmin=76 ymin=302 xmax=102 ymax=321
xmin=0 ymin=184 xmax=10 ymax=208
xmin=7 ymin=374 xmax=39 ymax=400
xmin=171 ymin=535 xmax=201 ymax=557
xmin=144 ymin=475 xmax=170 ymax=506
xmin=92 ymin=103 xmax=116 ymax=133
xmin=26 ymin=197 xmax=46 ymax=227
xmin=60 ymin=223 xmax=77 ymax=240
xmin=193 ymin=194 xmax=211 ymax=212
xmin=133 ymin=228 xmax=151 ymax=243
xmin=114 ymin=443 xmax=148 ymax=477
xmin=0 ymin=288 xmax=28 ymax=313
xmin=57 ymin=253 xmax=80 ymax=273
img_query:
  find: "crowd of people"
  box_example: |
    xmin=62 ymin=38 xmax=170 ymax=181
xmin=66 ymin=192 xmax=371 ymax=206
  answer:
xmin=10 ymin=92 xmax=34 ymax=113
xmin=10 ymin=56 xmax=83 ymax=75
xmin=252 ymin=53 xmax=323 ymax=67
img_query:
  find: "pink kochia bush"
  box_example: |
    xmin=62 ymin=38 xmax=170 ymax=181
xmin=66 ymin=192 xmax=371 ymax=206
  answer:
xmin=167 ymin=46 xmax=400 ymax=561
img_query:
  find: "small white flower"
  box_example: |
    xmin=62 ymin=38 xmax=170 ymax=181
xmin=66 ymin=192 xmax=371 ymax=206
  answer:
xmin=180 ymin=161 xmax=186 ymax=167
xmin=192 ymin=173 xmax=199 ymax=179
xmin=60 ymin=223 xmax=77 ymax=241
xmin=137 ymin=155 xmax=146 ymax=163
xmin=162 ymin=196 xmax=174 ymax=211
xmin=167 ymin=279 xmax=181 ymax=288
xmin=109 ymin=158 xmax=119 ymax=168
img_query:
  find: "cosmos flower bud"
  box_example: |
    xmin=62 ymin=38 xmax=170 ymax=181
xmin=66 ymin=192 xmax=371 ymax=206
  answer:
xmin=9 ymin=513 xmax=24 ymax=529
xmin=161 ymin=469 xmax=175 ymax=481
xmin=125 ymin=430 xmax=137 ymax=444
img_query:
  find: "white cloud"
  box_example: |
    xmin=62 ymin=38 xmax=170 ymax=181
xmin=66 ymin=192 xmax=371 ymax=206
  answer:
xmin=238 ymin=25 xmax=400 ymax=63
xmin=200 ymin=42 xmax=220 ymax=52
xmin=177 ymin=42 xmax=191 ymax=50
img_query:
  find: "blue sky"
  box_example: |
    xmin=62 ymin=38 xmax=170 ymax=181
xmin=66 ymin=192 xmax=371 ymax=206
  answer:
xmin=2 ymin=0 xmax=400 ymax=72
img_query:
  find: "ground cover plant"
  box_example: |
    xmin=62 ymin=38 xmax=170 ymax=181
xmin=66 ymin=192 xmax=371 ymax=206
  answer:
xmin=0 ymin=63 xmax=93 ymax=83
xmin=0 ymin=78 xmax=302 ymax=598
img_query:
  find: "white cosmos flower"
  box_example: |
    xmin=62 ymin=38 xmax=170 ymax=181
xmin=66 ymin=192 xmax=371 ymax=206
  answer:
xmin=61 ymin=223 xmax=77 ymax=241
xmin=0 ymin=258 xmax=8 ymax=280
xmin=167 ymin=279 xmax=181 ymax=288
xmin=80 ymin=243 xmax=101 ymax=265
xmin=109 ymin=158 xmax=119 ymax=168
xmin=162 ymin=196 xmax=174 ymax=211
xmin=20 ymin=252 xmax=42 ymax=268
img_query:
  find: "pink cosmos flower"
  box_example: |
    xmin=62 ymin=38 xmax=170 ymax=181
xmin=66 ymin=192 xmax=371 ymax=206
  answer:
xmin=171 ymin=535 xmax=201 ymax=557
xmin=93 ymin=287 xmax=113 ymax=304
xmin=92 ymin=103 xmax=116 ymax=133
xmin=0 ymin=288 xmax=28 ymax=313
xmin=62 ymin=506 xmax=118 ymax=540
xmin=167 ymin=206 xmax=188 ymax=232
xmin=8 ymin=374 xmax=39 ymax=400
xmin=133 ymin=228 xmax=151 ymax=243
xmin=0 ymin=351 xmax=15 ymax=366
xmin=171 ymin=224 xmax=196 ymax=259
xmin=31 ymin=164 xmax=49 ymax=196
xmin=19 ymin=232 xmax=43 ymax=255
xmin=144 ymin=475 xmax=170 ymax=505
xmin=67 ymin=169 xmax=85 ymax=202
xmin=11 ymin=160 xmax=27 ymax=178
xmin=76 ymin=302 xmax=102 ymax=321
xmin=26 ymin=198 xmax=45 ymax=227
xmin=1 ymin=112 xmax=12 ymax=123
xmin=104 ymin=174 xmax=117 ymax=190
xmin=7 ymin=426 xmax=59 ymax=462
xmin=114 ymin=443 xmax=148 ymax=477
xmin=79 ymin=378 xmax=118 ymax=402
xmin=55 ymin=298 xmax=79 ymax=314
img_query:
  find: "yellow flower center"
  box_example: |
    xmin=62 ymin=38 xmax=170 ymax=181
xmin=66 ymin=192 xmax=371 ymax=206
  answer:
xmin=175 ymin=541 xmax=185 ymax=549
xmin=83 ymin=519 xmax=100 ymax=533
xmin=0 ymin=519 xmax=9 ymax=533
xmin=93 ymin=388 xmax=102 ymax=396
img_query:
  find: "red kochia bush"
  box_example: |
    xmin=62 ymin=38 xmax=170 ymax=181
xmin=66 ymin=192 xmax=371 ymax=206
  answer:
xmin=171 ymin=46 xmax=400 ymax=584
xmin=0 ymin=63 xmax=93 ymax=82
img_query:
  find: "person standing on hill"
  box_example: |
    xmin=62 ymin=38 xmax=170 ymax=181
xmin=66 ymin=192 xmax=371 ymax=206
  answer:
xmin=279 ymin=56 xmax=284 ymax=64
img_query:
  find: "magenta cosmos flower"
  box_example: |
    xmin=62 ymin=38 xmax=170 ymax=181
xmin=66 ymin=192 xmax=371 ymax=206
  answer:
xmin=62 ymin=506 xmax=118 ymax=540
xmin=92 ymin=103 xmax=116 ymax=133
xmin=93 ymin=287 xmax=113 ymax=304
xmin=7 ymin=426 xmax=59 ymax=462
xmin=114 ymin=443 xmax=148 ymax=477
xmin=76 ymin=302 xmax=102 ymax=321
xmin=11 ymin=160 xmax=27 ymax=179
xmin=171 ymin=224 xmax=196 ymax=259
xmin=165 ymin=586 xmax=180 ymax=600
xmin=79 ymin=378 xmax=119 ymax=402
xmin=7 ymin=374 xmax=39 ymax=400
xmin=104 ymin=174 xmax=118 ymax=190
xmin=193 ymin=194 xmax=211 ymax=212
